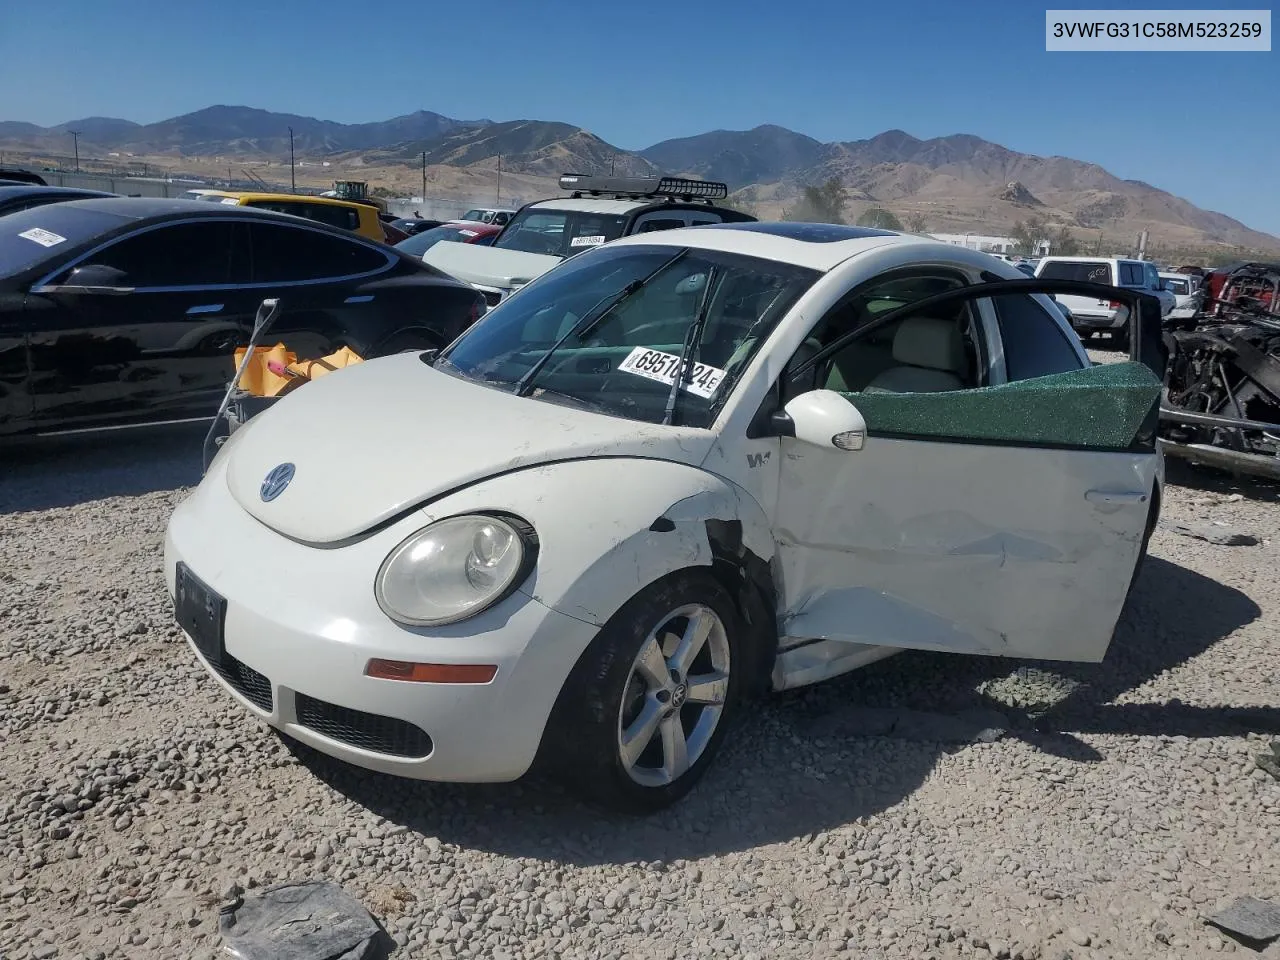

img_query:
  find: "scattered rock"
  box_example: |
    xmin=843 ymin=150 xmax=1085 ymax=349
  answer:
xmin=1160 ymin=520 xmax=1258 ymax=546
xmin=1205 ymin=897 xmax=1280 ymax=943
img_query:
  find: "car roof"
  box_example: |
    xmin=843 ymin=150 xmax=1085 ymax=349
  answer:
xmin=604 ymin=221 xmax=940 ymax=271
xmin=0 ymin=184 xmax=115 ymax=201
xmin=203 ymin=191 xmax=370 ymax=210
xmin=527 ymin=197 xmax=657 ymax=215
xmin=1040 ymin=255 xmax=1147 ymax=264
xmin=28 ymin=196 xmax=367 ymax=227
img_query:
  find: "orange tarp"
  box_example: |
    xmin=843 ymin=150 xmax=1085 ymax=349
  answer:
xmin=233 ymin=343 xmax=365 ymax=397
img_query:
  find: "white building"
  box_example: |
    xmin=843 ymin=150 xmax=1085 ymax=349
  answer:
xmin=927 ymin=232 xmax=1051 ymax=256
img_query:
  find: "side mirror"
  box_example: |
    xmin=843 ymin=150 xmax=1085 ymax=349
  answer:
xmin=70 ymin=264 xmax=130 ymax=287
xmin=32 ymin=263 xmax=133 ymax=295
xmin=773 ymin=389 xmax=867 ymax=451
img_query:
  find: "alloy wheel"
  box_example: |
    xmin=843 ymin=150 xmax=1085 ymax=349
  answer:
xmin=616 ymin=603 xmax=731 ymax=788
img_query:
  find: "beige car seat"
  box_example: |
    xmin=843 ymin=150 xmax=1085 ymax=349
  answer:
xmin=862 ymin=316 xmax=967 ymax=394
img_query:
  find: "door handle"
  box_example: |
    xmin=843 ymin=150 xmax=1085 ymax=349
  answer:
xmin=186 ymin=304 xmax=224 ymax=315
xmin=1085 ymin=490 xmax=1148 ymax=505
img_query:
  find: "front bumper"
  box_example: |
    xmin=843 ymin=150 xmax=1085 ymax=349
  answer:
xmin=163 ymin=464 xmax=599 ymax=782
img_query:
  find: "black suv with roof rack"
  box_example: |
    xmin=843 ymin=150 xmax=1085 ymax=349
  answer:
xmin=421 ymin=174 xmax=756 ymax=307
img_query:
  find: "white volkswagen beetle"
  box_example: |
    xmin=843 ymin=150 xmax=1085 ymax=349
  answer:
xmin=165 ymin=222 xmax=1165 ymax=811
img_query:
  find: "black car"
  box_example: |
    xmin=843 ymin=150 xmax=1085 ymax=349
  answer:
xmin=0 ymin=169 xmax=48 ymax=186
xmin=0 ymin=198 xmax=486 ymax=438
xmin=390 ymin=217 xmax=446 ymax=235
xmin=0 ymin=185 xmax=117 ymax=217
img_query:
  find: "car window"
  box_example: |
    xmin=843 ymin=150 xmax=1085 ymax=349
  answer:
xmin=1163 ymin=276 xmax=1189 ymax=295
xmin=248 ymin=222 xmax=388 ymax=283
xmin=991 ymin=295 xmax=1084 ymax=381
xmin=493 ymin=209 xmax=628 ymax=258
xmin=802 ymin=271 xmax=980 ymax=397
xmin=86 ymin=221 xmax=245 ymax=287
xmin=394 ymin=224 xmax=472 ymax=257
xmin=438 ymin=244 xmax=819 ymax=427
xmin=635 ymin=218 xmax=687 ymax=233
xmin=1145 ymin=263 xmax=1161 ymax=288
xmin=0 ymin=205 xmax=127 ymax=277
xmin=1119 ymin=262 xmax=1144 ymax=285
xmin=1038 ymin=260 xmax=1113 ymax=284
xmin=248 ymin=200 xmax=360 ymax=232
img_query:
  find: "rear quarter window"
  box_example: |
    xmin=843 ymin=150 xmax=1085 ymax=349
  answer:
xmin=1038 ymin=261 xmax=1113 ymax=284
xmin=1119 ymin=262 xmax=1144 ymax=285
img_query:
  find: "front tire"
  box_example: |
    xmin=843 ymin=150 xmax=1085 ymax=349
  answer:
xmin=543 ymin=571 xmax=744 ymax=813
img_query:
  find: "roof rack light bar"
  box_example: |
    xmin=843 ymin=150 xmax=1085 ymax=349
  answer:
xmin=558 ymin=174 xmax=729 ymax=201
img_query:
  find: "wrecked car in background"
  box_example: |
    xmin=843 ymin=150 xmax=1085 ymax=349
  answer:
xmin=167 ymin=222 xmax=1167 ymax=812
xmin=1160 ymin=260 xmax=1280 ymax=479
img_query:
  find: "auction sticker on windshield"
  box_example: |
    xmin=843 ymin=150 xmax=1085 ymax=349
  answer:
xmin=618 ymin=346 xmax=726 ymax=399
xmin=18 ymin=227 xmax=66 ymax=247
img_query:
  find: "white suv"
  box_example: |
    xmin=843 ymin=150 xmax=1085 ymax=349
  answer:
xmin=1035 ymin=257 xmax=1175 ymax=344
xmin=424 ymin=175 xmax=756 ymax=308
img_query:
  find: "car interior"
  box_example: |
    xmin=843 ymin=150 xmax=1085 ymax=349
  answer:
xmin=780 ymin=274 xmax=984 ymax=400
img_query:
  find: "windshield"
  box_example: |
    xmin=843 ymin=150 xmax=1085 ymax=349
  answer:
xmin=1163 ymin=276 xmax=1190 ymax=295
xmin=394 ymin=224 xmax=477 ymax=257
xmin=492 ymin=208 xmax=628 ymax=258
xmin=0 ymin=204 xmax=126 ymax=277
xmin=461 ymin=209 xmax=487 ymax=221
xmin=437 ymin=244 xmax=819 ymax=427
xmin=1038 ymin=260 xmax=1113 ymax=284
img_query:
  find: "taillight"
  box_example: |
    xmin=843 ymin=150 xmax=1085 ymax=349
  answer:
xmin=1099 ymin=299 xmax=1122 ymax=308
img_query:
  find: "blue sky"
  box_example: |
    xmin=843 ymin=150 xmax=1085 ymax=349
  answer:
xmin=2 ymin=0 xmax=1277 ymax=234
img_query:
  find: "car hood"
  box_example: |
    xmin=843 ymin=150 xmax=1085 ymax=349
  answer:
xmin=421 ymin=240 xmax=561 ymax=291
xmin=223 ymin=352 xmax=714 ymax=544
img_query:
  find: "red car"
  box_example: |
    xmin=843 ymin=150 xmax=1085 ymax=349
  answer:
xmin=393 ymin=220 xmax=501 ymax=258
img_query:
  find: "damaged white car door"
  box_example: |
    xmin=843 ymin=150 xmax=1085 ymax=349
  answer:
xmin=754 ymin=263 xmax=1159 ymax=676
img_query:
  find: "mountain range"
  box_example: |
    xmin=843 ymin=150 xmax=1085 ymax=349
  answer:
xmin=2 ymin=105 xmax=1275 ymax=253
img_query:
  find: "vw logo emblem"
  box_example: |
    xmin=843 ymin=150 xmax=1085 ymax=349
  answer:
xmin=260 ymin=462 xmax=295 ymax=502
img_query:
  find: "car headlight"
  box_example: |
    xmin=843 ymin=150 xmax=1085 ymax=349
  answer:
xmin=375 ymin=514 xmax=537 ymax=626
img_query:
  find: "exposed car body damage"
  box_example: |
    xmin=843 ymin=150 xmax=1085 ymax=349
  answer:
xmin=1160 ymin=261 xmax=1280 ymax=478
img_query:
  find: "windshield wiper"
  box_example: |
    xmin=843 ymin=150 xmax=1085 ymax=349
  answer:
xmin=514 ymin=249 xmax=690 ymax=398
xmin=661 ymin=266 xmax=720 ymax=425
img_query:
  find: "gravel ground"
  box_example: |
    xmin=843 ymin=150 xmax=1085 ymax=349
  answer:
xmin=3 ymin=362 xmax=1279 ymax=960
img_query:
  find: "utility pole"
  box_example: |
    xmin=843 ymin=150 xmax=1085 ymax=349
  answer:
xmin=69 ymin=130 xmax=81 ymax=172
xmin=421 ymin=151 xmax=426 ymax=205
xmin=496 ymin=153 xmax=501 ymax=205
xmin=288 ymin=126 xmax=296 ymax=192
xmin=610 ymin=156 xmax=615 ymax=175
